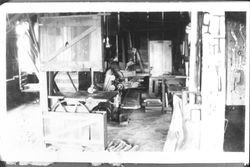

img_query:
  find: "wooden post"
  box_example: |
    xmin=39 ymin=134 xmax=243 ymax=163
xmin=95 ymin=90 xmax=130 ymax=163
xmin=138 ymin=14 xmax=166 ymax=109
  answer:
xmin=116 ymin=34 xmax=119 ymax=61
xmin=200 ymin=12 xmax=226 ymax=152
xmin=99 ymin=112 xmax=107 ymax=150
xmin=189 ymin=12 xmax=198 ymax=93
xmin=149 ymin=77 xmax=153 ymax=97
xmin=161 ymin=78 xmax=168 ymax=113
xmin=40 ymin=71 xmax=48 ymax=113
xmin=189 ymin=11 xmax=198 ymax=107
xmin=245 ymin=10 xmax=250 ymax=159
xmin=121 ymin=37 xmax=126 ymax=66
xmin=0 ymin=12 xmax=6 ymax=116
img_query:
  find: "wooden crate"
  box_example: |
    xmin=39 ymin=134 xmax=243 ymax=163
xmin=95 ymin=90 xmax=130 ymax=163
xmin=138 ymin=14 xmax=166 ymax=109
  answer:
xmin=39 ymin=15 xmax=104 ymax=72
xmin=43 ymin=111 xmax=107 ymax=151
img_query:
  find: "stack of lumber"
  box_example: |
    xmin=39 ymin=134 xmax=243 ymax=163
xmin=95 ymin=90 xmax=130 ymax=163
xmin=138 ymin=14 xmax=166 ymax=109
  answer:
xmin=106 ymin=139 xmax=139 ymax=152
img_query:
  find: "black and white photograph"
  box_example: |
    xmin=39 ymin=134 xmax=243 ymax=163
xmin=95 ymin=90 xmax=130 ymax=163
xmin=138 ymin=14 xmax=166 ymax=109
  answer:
xmin=0 ymin=1 xmax=249 ymax=166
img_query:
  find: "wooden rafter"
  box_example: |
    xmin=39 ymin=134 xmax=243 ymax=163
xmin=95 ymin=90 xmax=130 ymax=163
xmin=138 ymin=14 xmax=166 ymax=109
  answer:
xmin=46 ymin=26 xmax=96 ymax=63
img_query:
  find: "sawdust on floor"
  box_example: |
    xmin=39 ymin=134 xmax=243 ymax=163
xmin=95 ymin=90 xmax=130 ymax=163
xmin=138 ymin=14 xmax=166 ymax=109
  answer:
xmin=108 ymin=110 xmax=172 ymax=151
xmin=2 ymin=102 xmax=171 ymax=154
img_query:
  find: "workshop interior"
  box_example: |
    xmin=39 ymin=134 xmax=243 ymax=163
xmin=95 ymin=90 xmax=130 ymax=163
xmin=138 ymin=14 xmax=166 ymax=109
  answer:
xmin=4 ymin=11 xmax=247 ymax=155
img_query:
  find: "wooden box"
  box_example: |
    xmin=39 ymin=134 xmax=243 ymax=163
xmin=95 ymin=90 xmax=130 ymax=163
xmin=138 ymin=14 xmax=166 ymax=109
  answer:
xmin=43 ymin=112 xmax=107 ymax=151
xmin=39 ymin=15 xmax=104 ymax=72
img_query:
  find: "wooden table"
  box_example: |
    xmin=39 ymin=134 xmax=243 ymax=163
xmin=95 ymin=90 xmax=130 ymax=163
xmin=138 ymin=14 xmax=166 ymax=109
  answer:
xmin=149 ymin=75 xmax=187 ymax=97
xmin=148 ymin=75 xmax=187 ymax=113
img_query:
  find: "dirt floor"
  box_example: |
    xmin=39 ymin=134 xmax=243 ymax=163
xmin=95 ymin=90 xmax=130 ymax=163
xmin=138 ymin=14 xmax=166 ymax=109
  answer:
xmin=3 ymin=97 xmax=171 ymax=154
xmin=3 ymin=98 xmax=246 ymax=153
xmin=1 ymin=93 xmax=246 ymax=167
xmin=3 ymin=101 xmax=44 ymax=153
xmin=108 ymin=109 xmax=171 ymax=151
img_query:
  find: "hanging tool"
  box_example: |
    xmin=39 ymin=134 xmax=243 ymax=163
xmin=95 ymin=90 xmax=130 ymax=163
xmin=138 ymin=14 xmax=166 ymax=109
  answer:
xmin=215 ymin=66 xmax=222 ymax=92
xmin=216 ymin=15 xmax=222 ymax=53
xmin=237 ymin=50 xmax=243 ymax=68
xmin=233 ymin=70 xmax=242 ymax=92
xmin=239 ymin=24 xmax=245 ymax=45
xmin=238 ymin=24 xmax=245 ymax=67
xmin=128 ymin=32 xmax=132 ymax=49
xmin=162 ymin=12 xmax=164 ymax=40
xmin=231 ymin=48 xmax=236 ymax=69
xmin=115 ymin=12 xmax=120 ymax=60
xmin=134 ymin=48 xmax=144 ymax=72
xmin=230 ymin=48 xmax=235 ymax=68
xmin=230 ymin=29 xmax=238 ymax=47
xmin=105 ymin=15 xmax=111 ymax=48
xmin=117 ymin=12 xmax=120 ymax=33
xmin=230 ymin=28 xmax=240 ymax=69
xmin=202 ymin=12 xmax=211 ymax=34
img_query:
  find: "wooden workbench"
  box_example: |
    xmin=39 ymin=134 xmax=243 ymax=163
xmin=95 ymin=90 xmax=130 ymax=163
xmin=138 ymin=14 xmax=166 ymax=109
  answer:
xmin=149 ymin=74 xmax=187 ymax=97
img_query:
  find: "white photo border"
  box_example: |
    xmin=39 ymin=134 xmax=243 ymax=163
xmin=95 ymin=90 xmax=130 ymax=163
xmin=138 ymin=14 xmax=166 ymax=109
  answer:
xmin=0 ymin=1 xmax=249 ymax=164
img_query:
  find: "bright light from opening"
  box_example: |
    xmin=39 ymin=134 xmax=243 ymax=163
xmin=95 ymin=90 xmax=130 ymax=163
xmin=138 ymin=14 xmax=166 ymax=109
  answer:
xmin=15 ymin=21 xmax=35 ymax=74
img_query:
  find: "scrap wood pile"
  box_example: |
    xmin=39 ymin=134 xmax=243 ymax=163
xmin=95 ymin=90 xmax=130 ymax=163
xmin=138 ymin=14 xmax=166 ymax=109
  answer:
xmin=106 ymin=139 xmax=139 ymax=152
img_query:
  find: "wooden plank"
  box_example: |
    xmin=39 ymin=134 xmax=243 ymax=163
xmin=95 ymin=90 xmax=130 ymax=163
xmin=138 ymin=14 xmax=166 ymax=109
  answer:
xmin=163 ymin=94 xmax=184 ymax=151
xmin=26 ymin=48 xmax=39 ymax=77
xmin=189 ymin=12 xmax=198 ymax=93
xmin=43 ymin=112 xmax=104 ymax=119
xmin=66 ymin=72 xmax=78 ymax=92
xmin=164 ymin=93 xmax=202 ymax=151
xmin=149 ymin=77 xmax=154 ymax=97
xmin=89 ymin=17 xmax=104 ymax=71
xmin=45 ymin=120 xmax=96 ymax=138
xmin=46 ymin=26 xmax=96 ymax=63
xmin=149 ymin=41 xmax=172 ymax=76
xmin=44 ymin=138 xmax=104 ymax=146
xmin=121 ymin=38 xmax=126 ymax=65
xmin=136 ymin=49 xmax=144 ymax=72
xmin=201 ymin=12 xmax=226 ymax=151
xmin=154 ymin=79 xmax=159 ymax=96
xmin=40 ymin=72 xmax=48 ymax=113
xmin=26 ymin=14 xmax=40 ymax=54
xmin=40 ymin=64 xmax=89 ymax=72
xmin=162 ymin=79 xmax=169 ymax=112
